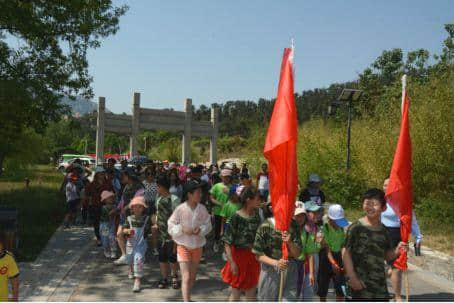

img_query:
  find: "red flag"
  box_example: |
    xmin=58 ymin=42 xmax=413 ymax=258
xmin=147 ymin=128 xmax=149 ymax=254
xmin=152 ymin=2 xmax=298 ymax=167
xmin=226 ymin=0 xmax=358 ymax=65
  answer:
xmin=264 ymin=47 xmax=298 ymax=260
xmin=385 ymin=75 xmax=412 ymax=270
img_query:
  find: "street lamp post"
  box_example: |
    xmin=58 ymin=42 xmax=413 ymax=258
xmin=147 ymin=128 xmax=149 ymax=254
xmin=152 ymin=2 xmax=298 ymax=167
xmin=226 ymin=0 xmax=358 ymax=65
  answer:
xmin=329 ymin=89 xmax=363 ymax=172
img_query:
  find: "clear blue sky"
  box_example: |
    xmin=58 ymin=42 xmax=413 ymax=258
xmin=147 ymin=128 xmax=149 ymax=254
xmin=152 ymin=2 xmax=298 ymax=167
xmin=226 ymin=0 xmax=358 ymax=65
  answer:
xmin=87 ymin=0 xmax=453 ymax=113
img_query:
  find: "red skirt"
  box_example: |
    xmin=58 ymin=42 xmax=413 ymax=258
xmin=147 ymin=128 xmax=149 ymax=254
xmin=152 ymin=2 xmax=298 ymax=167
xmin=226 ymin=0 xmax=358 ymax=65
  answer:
xmin=221 ymin=246 xmax=260 ymax=290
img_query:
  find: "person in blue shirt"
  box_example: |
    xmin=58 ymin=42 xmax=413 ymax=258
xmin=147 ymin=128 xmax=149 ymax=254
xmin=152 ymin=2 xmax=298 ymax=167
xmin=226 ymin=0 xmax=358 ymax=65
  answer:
xmin=382 ymin=178 xmax=423 ymax=302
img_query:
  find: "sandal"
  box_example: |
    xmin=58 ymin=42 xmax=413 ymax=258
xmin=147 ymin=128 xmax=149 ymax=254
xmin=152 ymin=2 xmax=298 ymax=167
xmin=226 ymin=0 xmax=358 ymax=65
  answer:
xmin=171 ymin=275 xmax=179 ymax=289
xmin=158 ymin=278 xmax=168 ymax=289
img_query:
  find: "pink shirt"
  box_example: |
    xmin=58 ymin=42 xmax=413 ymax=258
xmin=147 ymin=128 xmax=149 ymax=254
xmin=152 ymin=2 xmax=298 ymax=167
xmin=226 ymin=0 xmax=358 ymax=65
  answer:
xmin=168 ymin=202 xmax=212 ymax=249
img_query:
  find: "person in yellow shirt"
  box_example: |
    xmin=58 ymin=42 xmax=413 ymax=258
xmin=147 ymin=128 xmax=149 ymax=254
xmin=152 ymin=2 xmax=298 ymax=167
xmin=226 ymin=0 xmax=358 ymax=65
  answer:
xmin=0 ymin=232 xmax=19 ymax=302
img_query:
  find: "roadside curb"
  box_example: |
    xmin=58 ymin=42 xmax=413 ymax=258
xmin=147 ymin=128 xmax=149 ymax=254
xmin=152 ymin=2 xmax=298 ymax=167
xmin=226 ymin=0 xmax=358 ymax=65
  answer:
xmin=408 ymin=243 xmax=454 ymax=283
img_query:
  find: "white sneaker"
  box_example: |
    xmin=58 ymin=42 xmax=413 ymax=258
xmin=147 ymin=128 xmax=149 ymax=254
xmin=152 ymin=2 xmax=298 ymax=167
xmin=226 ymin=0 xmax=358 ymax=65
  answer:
xmin=110 ymin=252 xmax=117 ymax=259
xmin=133 ymin=279 xmax=141 ymax=292
xmin=128 ymin=272 xmax=134 ymax=279
xmin=103 ymin=250 xmax=110 ymax=259
xmin=152 ymin=248 xmax=159 ymax=256
xmin=114 ymin=255 xmax=128 ymax=265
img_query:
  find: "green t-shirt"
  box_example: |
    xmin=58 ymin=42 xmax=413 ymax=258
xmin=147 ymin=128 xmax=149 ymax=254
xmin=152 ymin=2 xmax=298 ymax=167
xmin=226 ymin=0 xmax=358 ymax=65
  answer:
xmin=222 ymin=210 xmax=262 ymax=248
xmin=298 ymin=229 xmax=321 ymax=260
xmin=220 ymin=201 xmax=241 ymax=222
xmin=252 ymin=218 xmax=302 ymax=260
xmin=210 ymin=182 xmax=230 ymax=216
xmin=322 ymin=223 xmax=346 ymax=253
xmin=345 ymin=219 xmax=392 ymax=300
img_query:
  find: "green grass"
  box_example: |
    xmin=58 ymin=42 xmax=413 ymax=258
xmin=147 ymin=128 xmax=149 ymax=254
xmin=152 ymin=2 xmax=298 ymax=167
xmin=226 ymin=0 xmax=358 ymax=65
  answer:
xmin=0 ymin=165 xmax=65 ymax=261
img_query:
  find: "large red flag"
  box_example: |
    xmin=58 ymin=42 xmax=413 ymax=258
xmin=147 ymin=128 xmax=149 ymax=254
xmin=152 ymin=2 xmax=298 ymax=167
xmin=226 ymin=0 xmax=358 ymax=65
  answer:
xmin=264 ymin=47 xmax=298 ymax=260
xmin=385 ymin=75 xmax=412 ymax=270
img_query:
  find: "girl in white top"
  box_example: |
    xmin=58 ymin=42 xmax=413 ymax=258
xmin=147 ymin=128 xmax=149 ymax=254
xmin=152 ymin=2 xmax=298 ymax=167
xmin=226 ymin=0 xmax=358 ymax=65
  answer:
xmin=168 ymin=180 xmax=212 ymax=302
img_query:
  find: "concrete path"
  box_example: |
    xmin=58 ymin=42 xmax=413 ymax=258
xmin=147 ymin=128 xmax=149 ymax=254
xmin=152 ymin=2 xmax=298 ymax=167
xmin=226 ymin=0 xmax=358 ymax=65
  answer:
xmin=20 ymin=225 xmax=454 ymax=301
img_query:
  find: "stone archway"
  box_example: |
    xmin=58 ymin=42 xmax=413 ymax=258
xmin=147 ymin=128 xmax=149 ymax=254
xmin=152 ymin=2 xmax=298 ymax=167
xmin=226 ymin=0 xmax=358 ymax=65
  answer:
xmin=95 ymin=93 xmax=218 ymax=165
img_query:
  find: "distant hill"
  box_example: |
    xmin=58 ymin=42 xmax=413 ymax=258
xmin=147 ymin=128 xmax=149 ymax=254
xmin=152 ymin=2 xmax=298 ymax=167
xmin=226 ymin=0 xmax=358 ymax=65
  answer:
xmin=60 ymin=96 xmax=111 ymax=116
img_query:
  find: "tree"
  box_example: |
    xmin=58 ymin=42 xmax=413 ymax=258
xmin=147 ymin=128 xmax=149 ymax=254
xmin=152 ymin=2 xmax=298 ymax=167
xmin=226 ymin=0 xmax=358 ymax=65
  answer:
xmin=0 ymin=0 xmax=128 ymax=175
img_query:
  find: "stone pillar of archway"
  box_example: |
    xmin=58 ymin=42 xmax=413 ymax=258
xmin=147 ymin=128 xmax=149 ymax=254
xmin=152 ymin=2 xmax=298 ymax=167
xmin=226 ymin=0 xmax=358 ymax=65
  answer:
xmin=210 ymin=106 xmax=219 ymax=165
xmin=182 ymin=98 xmax=192 ymax=164
xmin=130 ymin=92 xmax=140 ymax=158
xmin=95 ymin=97 xmax=105 ymax=165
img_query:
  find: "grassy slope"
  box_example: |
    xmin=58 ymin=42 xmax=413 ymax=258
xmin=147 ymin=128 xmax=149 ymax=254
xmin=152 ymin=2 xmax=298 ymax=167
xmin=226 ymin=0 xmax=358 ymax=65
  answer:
xmin=0 ymin=165 xmax=65 ymax=261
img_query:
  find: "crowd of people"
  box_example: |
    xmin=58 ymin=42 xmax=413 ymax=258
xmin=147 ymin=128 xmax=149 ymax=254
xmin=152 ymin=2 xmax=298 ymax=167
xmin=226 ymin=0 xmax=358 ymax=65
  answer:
xmin=9 ymin=158 xmax=420 ymax=302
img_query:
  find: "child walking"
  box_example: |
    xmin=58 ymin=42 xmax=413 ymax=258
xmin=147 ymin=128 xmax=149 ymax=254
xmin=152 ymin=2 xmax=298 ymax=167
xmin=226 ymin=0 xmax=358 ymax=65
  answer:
xmin=64 ymin=173 xmax=80 ymax=228
xmin=221 ymin=186 xmax=262 ymax=301
xmin=168 ymin=180 xmax=212 ymax=302
xmin=293 ymin=201 xmax=316 ymax=301
xmin=0 ymin=232 xmax=19 ymax=302
xmin=122 ymin=196 xmax=150 ymax=292
xmin=100 ymin=191 xmax=118 ymax=259
xmin=252 ymin=200 xmax=302 ymax=301
xmin=342 ymin=188 xmax=408 ymax=301
xmin=303 ymin=200 xmax=324 ymax=297
xmin=152 ymin=175 xmax=181 ymax=289
xmin=318 ymin=204 xmax=348 ymax=301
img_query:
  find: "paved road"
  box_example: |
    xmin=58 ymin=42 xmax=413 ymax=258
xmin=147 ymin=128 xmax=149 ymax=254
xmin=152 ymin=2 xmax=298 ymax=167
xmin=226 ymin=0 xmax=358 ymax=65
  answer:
xmin=69 ymin=242 xmax=454 ymax=301
xmin=21 ymin=226 xmax=454 ymax=302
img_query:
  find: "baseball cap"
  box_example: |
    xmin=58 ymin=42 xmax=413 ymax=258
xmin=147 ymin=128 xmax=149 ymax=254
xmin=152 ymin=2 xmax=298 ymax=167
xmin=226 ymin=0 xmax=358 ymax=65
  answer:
xmin=328 ymin=204 xmax=349 ymax=228
xmin=294 ymin=201 xmax=306 ymax=216
xmin=221 ymin=169 xmax=232 ymax=177
xmin=304 ymin=200 xmax=323 ymax=212
xmin=308 ymin=173 xmax=322 ymax=183
xmin=183 ymin=179 xmax=204 ymax=195
xmin=95 ymin=166 xmax=105 ymax=174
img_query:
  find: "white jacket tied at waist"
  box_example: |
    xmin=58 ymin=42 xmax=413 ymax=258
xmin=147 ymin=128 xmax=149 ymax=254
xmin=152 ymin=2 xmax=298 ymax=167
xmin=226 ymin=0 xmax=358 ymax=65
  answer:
xmin=168 ymin=202 xmax=212 ymax=249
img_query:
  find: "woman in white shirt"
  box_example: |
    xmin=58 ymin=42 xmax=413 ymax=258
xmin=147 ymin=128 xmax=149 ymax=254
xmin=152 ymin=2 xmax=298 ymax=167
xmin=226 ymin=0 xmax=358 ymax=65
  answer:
xmin=168 ymin=180 xmax=212 ymax=302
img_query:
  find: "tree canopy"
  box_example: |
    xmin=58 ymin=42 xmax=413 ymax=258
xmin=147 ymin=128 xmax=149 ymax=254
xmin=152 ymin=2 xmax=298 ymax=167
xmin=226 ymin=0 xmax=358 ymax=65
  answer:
xmin=0 ymin=0 xmax=128 ymax=174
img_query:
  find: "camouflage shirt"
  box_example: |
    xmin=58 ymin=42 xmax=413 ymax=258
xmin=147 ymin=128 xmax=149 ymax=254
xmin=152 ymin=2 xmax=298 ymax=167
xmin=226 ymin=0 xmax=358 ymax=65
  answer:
xmin=122 ymin=214 xmax=151 ymax=238
xmin=100 ymin=204 xmax=116 ymax=222
xmin=345 ymin=219 xmax=392 ymax=300
xmin=122 ymin=182 xmax=144 ymax=208
xmin=252 ymin=218 xmax=302 ymax=260
xmin=156 ymin=194 xmax=180 ymax=243
xmin=222 ymin=210 xmax=262 ymax=248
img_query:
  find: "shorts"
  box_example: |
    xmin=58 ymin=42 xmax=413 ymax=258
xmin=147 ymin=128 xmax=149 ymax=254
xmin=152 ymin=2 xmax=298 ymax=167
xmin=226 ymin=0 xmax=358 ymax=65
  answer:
xmin=317 ymin=249 xmax=345 ymax=297
xmin=158 ymin=241 xmax=177 ymax=263
xmin=177 ymin=245 xmax=203 ymax=263
xmin=67 ymin=199 xmax=79 ymax=214
xmin=386 ymin=227 xmax=401 ymax=266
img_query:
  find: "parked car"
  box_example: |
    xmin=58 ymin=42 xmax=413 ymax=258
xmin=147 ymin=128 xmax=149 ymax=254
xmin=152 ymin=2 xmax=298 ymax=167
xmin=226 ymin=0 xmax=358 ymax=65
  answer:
xmin=57 ymin=156 xmax=95 ymax=173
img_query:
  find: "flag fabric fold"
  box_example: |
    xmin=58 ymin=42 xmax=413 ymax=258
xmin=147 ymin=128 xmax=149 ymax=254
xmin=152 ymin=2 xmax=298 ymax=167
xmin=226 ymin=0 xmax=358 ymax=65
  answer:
xmin=264 ymin=47 xmax=298 ymax=260
xmin=385 ymin=75 xmax=413 ymax=270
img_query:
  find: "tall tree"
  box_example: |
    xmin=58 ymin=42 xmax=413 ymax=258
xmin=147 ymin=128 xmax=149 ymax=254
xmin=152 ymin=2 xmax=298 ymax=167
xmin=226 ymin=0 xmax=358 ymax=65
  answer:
xmin=0 ymin=0 xmax=128 ymax=174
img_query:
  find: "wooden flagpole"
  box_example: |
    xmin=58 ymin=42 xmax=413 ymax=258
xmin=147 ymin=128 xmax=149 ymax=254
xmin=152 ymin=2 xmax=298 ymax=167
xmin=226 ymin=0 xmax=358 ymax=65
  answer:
xmin=278 ymin=268 xmax=286 ymax=301
xmin=402 ymin=74 xmax=410 ymax=303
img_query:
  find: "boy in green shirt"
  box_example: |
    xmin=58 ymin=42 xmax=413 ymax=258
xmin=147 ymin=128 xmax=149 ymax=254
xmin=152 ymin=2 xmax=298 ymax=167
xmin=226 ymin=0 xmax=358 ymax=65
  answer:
xmin=210 ymin=169 xmax=233 ymax=252
xmin=318 ymin=204 xmax=348 ymax=301
xmin=343 ymin=189 xmax=408 ymax=301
